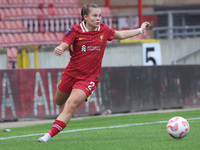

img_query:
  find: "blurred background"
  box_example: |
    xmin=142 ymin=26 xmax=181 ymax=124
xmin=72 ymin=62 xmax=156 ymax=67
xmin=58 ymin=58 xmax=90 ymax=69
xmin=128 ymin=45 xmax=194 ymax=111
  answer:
xmin=1 ymin=0 xmax=200 ymax=69
xmin=1 ymin=0 xmax=200 ymax=121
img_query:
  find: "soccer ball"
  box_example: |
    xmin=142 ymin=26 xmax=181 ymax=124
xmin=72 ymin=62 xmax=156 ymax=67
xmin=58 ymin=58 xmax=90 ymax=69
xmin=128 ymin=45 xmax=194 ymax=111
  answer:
xmin=166 ymin=116 xmax=189 ymax=139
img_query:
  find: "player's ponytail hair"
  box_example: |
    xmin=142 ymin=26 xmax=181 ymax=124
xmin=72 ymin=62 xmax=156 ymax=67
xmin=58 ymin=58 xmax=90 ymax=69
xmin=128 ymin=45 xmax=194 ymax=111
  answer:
xmin=81 ymin=3 xmax=100 ymax=21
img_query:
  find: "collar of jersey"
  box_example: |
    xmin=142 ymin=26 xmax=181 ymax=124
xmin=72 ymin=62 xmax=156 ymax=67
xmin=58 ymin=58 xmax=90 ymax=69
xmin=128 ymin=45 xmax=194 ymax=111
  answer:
xmin=80 ymin=21 xmax=100 ymax=32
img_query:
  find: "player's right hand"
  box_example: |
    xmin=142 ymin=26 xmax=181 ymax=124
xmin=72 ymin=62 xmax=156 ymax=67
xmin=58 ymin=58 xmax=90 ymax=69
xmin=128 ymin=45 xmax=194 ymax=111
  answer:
xmin=54 ymin=46 xmax=64 ymax=56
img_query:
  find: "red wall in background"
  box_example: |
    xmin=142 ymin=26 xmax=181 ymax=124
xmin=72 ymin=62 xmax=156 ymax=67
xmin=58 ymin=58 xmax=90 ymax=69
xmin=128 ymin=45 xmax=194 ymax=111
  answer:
xmin=1 ymin=66 xmax=200 ymax=121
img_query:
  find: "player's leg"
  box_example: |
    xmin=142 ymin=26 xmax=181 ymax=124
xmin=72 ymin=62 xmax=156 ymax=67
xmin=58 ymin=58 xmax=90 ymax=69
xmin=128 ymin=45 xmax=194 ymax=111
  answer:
xmin=54 ymin=88 xmax=70 ymax=106
xmin=56 ymin=88 xmax=87 ymax=123
xmin=38 ymin=89 xmax=87 ymax=142
xmin=38 ymin=80 xmax=98 ymax=142
xmin=55 ymin=80 xmax=98 ymax=125
xmin=55 ymin=73 xmax=74 ymax=106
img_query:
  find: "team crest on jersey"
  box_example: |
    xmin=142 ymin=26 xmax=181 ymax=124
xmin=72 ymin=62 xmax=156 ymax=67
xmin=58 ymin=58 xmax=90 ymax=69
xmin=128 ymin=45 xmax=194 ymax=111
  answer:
xmin=100 ymin=35 xmax=104 ymax=42
xmin=64 ymin=27 xmax=73 ymax=36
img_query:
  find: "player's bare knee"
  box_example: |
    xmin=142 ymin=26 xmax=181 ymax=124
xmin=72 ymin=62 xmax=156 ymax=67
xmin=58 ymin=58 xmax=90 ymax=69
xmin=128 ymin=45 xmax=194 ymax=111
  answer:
xmin=64 ymin=101 xmax=78 ymax=114
xmin=62 ymin=105 xmax=74 ymax=115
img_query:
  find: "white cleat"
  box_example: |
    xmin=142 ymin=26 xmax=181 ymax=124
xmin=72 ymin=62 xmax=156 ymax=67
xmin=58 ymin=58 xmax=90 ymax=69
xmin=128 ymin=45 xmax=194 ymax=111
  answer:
xmin=38 ymin=133 xmax=51 ymax=142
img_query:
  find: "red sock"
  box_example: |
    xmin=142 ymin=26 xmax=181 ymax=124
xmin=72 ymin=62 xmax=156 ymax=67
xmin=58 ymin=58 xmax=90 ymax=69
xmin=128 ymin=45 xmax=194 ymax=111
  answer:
xmin=48 ymin=120 xmax=66 ymax=137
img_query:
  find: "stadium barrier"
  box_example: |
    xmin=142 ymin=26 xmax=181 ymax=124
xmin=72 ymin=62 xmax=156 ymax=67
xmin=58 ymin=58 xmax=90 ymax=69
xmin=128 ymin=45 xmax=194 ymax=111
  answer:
xmin=0 ymin=66 xmax=200 ymax=121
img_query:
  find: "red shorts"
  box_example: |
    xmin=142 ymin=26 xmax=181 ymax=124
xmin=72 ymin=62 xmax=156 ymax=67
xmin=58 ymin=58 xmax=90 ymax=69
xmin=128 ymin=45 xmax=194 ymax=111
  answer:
xmin=58 ymin=73 xmax=98 ymax=98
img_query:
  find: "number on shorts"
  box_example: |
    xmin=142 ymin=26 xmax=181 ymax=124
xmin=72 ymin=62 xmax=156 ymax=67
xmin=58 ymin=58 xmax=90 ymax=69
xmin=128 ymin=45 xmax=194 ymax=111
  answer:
xmin=88 ymin=82 xmax=95 ymax=91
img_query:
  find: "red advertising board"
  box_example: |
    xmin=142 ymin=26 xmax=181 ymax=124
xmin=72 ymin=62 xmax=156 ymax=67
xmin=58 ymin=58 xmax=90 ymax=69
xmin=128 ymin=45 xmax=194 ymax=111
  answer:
xmin=0 ymin=69 xmax=102 ymax=121
xmin=1 ymin=66 xmax=200 ymax=121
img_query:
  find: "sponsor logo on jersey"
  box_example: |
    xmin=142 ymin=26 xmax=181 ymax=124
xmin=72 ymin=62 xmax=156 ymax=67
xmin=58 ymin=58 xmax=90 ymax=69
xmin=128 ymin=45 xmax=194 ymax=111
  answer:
xmin=64 ymin=27 xmax=73 ymax=36
xmin=81 ymin=45 xmax=86 ymax=52
xmin=87 ymin=46 xmax=101 ymax=51
xmin=81 ymin=45 xmax=101 ymax=52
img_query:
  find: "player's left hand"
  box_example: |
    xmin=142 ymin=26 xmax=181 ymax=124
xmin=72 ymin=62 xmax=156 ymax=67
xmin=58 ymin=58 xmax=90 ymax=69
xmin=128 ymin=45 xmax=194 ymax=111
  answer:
xmin=141 ymin=22 xmax=151 ymax=31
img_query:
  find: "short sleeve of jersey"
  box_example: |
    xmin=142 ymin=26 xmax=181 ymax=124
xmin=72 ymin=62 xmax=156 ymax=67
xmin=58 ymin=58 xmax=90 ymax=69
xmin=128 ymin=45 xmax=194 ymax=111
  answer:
xmin=106 ymin=25 xmax=115 ymax=41
xmin=62 ymin=25 xmax=76 ymax=45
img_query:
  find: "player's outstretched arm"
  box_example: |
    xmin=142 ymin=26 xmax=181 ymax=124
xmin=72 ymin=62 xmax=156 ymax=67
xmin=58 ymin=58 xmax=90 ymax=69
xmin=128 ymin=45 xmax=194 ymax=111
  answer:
xmin=113 ymin=22 xmax=151 ymax=40
xmin=54 ymin=42 xmax=69 ymax=56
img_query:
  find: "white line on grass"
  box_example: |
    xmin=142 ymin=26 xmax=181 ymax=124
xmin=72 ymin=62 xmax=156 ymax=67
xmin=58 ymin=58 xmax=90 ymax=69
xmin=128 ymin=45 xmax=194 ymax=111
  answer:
xmin=0 ymin=117 xmax=200 ymax=141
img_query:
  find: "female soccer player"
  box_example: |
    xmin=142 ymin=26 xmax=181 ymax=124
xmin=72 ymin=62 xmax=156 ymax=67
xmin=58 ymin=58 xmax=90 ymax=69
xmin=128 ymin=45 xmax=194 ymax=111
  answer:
xmin=38 ymin=3 xmax=150 ymax=142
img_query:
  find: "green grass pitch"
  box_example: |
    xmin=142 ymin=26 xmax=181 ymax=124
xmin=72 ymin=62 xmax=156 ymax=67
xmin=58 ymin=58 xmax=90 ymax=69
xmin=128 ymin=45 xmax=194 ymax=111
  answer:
xmin=0 ymin=110 xmax=200 ymax=150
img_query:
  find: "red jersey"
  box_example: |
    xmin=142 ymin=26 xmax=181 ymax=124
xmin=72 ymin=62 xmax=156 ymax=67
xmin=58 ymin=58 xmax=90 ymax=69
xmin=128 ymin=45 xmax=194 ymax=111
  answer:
xmin=62 ymin=21 xmax=115 ymax=82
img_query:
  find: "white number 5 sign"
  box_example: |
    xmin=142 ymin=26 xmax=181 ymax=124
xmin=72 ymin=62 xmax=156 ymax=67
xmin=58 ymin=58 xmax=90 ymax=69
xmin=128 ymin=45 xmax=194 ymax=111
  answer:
xmin=142 ymin=42 xmax=162 ymax=66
